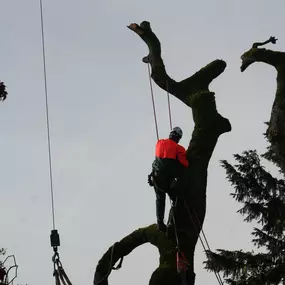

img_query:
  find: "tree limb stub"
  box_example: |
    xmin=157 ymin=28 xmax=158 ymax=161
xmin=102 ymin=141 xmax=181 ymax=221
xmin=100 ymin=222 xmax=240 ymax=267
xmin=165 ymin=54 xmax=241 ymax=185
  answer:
xmin=252 ymin=36 xmax=278 ymax=48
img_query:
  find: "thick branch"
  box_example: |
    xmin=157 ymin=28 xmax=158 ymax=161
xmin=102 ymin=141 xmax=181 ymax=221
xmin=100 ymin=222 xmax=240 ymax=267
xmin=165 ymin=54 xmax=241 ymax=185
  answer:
xmin=128 ymin=21 xmax=231 ymax=136
xmin=94 ymin=224 xmax=178 ymax=285
xmin=127 ymin=22 xmax=180 ymax=101
xmin=252 ymin=36 xmax=278 ymax=48
xmin=240 ymin=43 xmax=285 ymax=173
xmin=128 ymin=22 xmax=228 ymax=110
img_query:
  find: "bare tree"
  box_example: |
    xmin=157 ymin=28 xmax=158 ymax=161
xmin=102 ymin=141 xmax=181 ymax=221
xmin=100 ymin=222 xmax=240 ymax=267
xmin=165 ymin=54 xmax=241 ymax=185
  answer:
xmin=94 ymin=21 xmax=231 ymax=285
xmin=240 ymin=36 xmax=285 ymax=174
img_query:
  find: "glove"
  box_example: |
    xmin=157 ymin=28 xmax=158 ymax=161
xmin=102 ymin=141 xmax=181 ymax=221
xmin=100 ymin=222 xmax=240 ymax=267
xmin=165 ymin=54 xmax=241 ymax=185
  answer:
xmin=157 ymin=222 xmax=167 ymax=233
xmin=148 ymin=173 xmax=154 ymax=187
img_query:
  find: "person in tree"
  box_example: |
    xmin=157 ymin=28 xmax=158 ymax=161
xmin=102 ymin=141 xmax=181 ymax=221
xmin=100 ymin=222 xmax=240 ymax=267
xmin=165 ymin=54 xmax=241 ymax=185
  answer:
xmin=148 ymin=127 xmax=189 ymax=232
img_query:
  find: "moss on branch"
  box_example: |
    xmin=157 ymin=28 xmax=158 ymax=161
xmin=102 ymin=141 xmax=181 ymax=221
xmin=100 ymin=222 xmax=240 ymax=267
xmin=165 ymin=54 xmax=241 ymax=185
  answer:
xmin=94 ymin=225 xmax=178 ymax=285
xmin=128 ymin=21 xmax=231 ymax=137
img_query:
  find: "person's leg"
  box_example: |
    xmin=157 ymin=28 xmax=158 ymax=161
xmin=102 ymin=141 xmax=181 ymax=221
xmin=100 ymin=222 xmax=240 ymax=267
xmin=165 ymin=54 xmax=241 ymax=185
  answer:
xmin=153 ymin=184 xmax=167 ymax=232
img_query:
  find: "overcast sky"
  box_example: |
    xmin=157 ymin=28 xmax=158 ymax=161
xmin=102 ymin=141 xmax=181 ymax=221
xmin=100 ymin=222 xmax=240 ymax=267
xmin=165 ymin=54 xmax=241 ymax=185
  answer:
xmin=0 ymin=1 xmax=284 ymax=285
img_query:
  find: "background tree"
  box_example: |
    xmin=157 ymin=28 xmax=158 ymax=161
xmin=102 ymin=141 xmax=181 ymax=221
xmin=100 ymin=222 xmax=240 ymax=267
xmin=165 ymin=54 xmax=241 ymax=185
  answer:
xmin=94 ymin=21 xmax=231 ymax=285
xmin=0 ymin=82 xmax=7 ymax=101
xmin=204 ymin=38 xmax=285 ymax=284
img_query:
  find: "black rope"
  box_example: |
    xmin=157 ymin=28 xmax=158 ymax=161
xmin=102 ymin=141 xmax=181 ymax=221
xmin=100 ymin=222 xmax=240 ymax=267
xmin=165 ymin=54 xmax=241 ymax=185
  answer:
xmin=52 ymin=251 xmax=74 ymax=285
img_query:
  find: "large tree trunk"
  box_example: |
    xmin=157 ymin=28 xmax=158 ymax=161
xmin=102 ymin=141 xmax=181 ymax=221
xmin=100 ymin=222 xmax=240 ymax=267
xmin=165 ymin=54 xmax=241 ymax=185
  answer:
xmin=94 ymin=21 xmax=231 ymax=285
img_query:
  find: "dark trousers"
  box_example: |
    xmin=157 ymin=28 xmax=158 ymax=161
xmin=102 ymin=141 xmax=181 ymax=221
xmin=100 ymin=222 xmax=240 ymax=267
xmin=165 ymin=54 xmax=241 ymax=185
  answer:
xmin=153 ymin=174 xmax=177 ymax=224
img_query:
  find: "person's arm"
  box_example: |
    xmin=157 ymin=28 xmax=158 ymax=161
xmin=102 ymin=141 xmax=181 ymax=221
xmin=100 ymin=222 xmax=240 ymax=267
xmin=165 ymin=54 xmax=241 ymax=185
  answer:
xmin=176 ymin=145 xmax=189 ymax=167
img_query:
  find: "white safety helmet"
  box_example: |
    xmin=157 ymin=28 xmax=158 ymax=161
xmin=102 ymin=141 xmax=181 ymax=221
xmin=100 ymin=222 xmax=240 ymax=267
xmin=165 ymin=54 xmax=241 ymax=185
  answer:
xmin=170 ymin=126 xmax=183 ymax=139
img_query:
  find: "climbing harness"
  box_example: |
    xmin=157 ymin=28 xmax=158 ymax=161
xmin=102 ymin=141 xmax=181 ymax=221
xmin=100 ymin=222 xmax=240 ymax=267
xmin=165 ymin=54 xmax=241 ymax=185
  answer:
xmin=39 ymin=1 xmax=73 ymax=284
xmin=146 ymin=63 xmax=224 ymax=285
xmin=0 ymin=255 xmax=18 ymax=285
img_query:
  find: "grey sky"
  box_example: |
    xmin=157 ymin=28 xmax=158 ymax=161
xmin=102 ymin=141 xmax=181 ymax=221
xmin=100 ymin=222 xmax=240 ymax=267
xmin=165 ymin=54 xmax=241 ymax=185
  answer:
xmin=0 ymin=0 xmax=284 ymax=284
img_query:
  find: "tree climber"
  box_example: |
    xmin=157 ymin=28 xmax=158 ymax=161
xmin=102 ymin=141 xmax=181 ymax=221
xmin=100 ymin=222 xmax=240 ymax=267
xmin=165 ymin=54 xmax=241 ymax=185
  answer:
xmin=148 ymin=127 xmax=189 ymax=232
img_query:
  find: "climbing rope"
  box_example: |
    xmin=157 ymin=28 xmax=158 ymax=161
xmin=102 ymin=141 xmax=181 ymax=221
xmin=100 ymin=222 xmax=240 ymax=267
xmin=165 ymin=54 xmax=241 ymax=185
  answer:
xmin=166 ymin=81 xmax=173 ymax=130
xmin=183 ymin=202 xmax=224 ymax=285
xmin=147 ymin=63 xmax=159 ymax=140
xmin=147 ymin=63 xmax=173 ymax=139
xmin=39 ymin=1 xmax=73 ymax=284
xmin=39 ymin=0 xmax=56 ymax=231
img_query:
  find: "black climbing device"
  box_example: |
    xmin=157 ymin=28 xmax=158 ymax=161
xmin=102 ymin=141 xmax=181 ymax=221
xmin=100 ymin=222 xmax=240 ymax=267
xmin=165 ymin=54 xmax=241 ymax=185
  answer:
xmin=50 ymin=229 xmax=73 ymax=285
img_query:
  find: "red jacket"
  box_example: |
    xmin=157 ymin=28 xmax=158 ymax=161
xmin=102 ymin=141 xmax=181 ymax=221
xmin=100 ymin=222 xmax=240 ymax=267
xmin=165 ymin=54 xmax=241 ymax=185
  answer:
xmin=155 ymin=138 xmax=189 ymax=167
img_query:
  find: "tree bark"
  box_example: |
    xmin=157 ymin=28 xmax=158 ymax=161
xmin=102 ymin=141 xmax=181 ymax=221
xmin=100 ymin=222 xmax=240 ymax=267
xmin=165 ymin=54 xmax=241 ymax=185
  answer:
xmin=94 ymin=21 xmax=231 ymax=285
xmin=240 ymin=38 xmax=285 ymax=173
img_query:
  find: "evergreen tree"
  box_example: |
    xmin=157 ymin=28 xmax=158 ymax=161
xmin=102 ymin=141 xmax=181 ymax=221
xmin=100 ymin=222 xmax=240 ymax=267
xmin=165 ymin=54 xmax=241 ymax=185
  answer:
xmin=204 ymin=147 xmax=285 ymax=284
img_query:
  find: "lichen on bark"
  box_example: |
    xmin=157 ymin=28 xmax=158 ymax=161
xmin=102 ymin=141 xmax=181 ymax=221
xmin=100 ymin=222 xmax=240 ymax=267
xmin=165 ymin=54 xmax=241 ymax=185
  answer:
xmin=94 ymin=21 xmax=231 ymax=285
